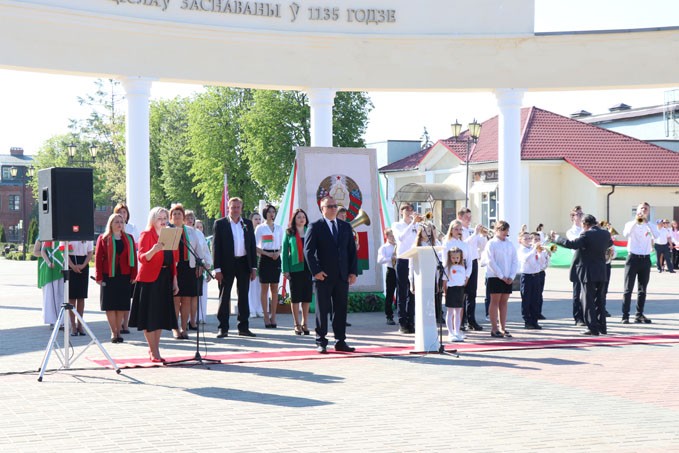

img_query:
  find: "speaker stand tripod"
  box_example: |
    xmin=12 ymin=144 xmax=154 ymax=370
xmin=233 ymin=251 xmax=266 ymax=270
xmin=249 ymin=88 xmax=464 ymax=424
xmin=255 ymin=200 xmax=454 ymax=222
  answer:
xmin=38 ymin=241 xmax=120 ymax=381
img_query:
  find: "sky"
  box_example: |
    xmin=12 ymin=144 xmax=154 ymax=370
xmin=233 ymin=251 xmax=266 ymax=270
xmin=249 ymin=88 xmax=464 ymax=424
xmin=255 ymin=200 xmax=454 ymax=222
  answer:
xmin=1 ymin=0 xmax=678 ymax=154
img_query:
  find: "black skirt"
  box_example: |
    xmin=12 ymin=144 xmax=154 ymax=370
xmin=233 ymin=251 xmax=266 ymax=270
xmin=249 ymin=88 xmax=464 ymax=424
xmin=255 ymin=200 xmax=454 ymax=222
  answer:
xmin=68 ymin=255 xmax=89 ymax=299
xmin=488 ymin=277 xmax=513 ymax=294
xmin=176 ymin=260 xmax=199 ymax=297
xmin=100 ymin=273 xmax=132 ymax=311
xmin=129 ymin=266 xmax=178 ymax=332
xmin=445 ymin=286 xmax=465 ymax=308
xmin=289 ymin=266 xmax=313 ymax=303
xmin=258 ymin=253 xmax=281 ymax=284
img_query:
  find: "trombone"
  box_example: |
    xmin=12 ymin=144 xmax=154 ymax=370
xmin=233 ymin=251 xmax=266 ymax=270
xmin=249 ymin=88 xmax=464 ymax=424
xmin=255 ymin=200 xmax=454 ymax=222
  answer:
xmin=599 ymin=220 xmax=619 ymax=235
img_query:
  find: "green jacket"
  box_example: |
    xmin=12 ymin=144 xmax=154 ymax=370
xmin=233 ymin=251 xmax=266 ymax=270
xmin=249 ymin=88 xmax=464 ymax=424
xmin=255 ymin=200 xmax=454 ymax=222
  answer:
xmin=281 ymin=227 xmax=307 ymax=273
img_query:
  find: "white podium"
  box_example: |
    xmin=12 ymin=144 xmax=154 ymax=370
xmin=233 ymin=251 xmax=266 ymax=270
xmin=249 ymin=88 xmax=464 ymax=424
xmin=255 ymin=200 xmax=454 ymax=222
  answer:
xmin=400 ymin=245 xmax=443 ymax=353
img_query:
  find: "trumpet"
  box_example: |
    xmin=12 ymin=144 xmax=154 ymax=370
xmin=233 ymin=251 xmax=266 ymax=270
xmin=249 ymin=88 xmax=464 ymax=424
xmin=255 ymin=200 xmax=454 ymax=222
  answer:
xmin=536 ymin=243 xmax=558 ymax=255
xmin=636 ymin=215 xmax=645 ymax=225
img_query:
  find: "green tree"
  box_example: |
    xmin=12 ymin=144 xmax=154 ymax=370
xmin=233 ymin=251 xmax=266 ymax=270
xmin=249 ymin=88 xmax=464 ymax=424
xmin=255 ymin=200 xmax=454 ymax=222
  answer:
xmin=0 ymin=224 xmax=5 ymax=242
xmin=27 ymin=218 xmax=38 ymax=248
xmin=188 ymin=87 xmax=263 ymax=218
xmin=240 ymin=90 xmax=373 ymax=201
xmin=149 ymin=96 xmax=200 ymax=214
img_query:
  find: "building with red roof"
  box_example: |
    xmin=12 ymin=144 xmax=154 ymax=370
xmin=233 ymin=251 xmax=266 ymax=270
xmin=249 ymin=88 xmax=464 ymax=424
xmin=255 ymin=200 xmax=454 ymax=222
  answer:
xmin=379 ymin=107 xmax=679 ymax=233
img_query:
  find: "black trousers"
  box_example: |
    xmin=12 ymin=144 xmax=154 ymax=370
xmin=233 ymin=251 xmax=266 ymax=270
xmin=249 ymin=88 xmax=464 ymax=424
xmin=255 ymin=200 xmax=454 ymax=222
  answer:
xmin=484 ymin=276 xmax=490 ymax=317
xmin=395 ymin=258 xmax=415 ymax=328
xmin=537 ymin=270 xmax=546 ymax=316
xmin=622 ymin=253 xmax=651 ymax=318
xmin=583 ymin=280 xmax=606 ymax=334
xmin=314 ymin=278 xmax=349 ymax=347
xmin=572 ymin=280 xmax=584 ymax=323
xmin=654 ymin=243 xmax=674 ymax=272
xmin=464 ymin=259 xmax=479 ymax=324
xmin=384 ymin=267 xmax=397 ymax=319
xmin=217 ymin=256 xmax=251 ymax=332
xmin=520 ymin=273 xmax=541 ymax=325
xmin=673 ymin=248 xmax=679 ymax=270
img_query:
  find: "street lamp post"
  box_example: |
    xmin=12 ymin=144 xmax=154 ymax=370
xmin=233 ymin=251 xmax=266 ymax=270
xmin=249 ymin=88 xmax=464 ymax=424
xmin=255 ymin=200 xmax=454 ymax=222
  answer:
xmin=67 ymin=142 xmax=98 ymax=165
xmin=450 ymin=119 xmax=482 ymax=207
xmin=9 ymin=165 xmax=34 ymax=259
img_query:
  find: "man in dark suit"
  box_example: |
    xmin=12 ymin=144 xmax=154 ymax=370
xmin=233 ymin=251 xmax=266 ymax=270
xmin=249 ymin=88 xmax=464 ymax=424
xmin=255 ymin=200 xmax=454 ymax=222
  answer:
xmin=304 ymin=196 xmax=358 ymax=354
xmin=213 ymin=197 xmax=257 ymax=338
xmin=552 ymin=214 xmax=613 ymax=336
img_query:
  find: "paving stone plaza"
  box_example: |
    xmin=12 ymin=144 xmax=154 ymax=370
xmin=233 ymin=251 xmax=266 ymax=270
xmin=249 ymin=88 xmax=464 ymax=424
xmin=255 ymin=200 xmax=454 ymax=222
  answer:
xmin=1 ymin=258 xmax=678 ymax=451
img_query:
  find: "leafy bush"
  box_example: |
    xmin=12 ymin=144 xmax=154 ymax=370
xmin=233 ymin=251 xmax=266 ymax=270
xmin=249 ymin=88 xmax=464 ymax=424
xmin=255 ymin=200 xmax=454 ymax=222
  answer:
xmin=348 ymin=292 xmax=385 ymax=313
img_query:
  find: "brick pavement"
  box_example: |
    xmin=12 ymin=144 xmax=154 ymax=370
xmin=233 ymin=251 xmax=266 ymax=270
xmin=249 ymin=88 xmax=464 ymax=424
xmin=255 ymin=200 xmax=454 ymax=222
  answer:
xmin=1 ymin=259 xmax=678 ymax=451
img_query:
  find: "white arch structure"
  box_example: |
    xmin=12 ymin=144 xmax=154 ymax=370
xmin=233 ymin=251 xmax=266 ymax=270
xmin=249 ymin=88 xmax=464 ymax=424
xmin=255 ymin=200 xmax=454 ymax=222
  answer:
xmin=2 ymin=0 xmax=678 ymax=227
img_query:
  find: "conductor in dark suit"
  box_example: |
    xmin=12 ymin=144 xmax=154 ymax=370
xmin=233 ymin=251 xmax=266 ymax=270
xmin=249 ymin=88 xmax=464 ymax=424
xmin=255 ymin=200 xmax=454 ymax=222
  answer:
xmin=552 ymin=214 xmax=613 ymax=336
xmin=213 ymin=197 xmax=257 ymax=338
xmin=304 ymin=196 xmax=358 ymax=354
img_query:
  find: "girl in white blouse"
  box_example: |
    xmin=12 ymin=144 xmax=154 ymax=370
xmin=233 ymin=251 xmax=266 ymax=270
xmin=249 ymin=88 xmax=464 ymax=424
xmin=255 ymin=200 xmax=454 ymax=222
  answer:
xmin=254 ymin=204 xmax=284 ymax=328
xmin=482 ymin=220 xmax=519 ymax=338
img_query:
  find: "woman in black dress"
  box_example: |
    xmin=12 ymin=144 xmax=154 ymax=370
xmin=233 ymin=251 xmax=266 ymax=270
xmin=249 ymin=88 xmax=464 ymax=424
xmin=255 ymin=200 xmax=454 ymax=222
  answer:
xmin=67 ymin=239 xmax=93 ymax=336
xmin=130 ymin=207 xmax=179 ymax=363
xmin=281 ymin=209 xmax=313 ymax=335
xmin=95 ymin=213 xmax=138 ymax=343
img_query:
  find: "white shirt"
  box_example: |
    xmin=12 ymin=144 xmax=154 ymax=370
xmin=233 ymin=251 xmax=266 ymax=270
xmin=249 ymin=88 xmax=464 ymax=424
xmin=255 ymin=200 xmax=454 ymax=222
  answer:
xmin=229 ymin=217 xmax=246 ymax=257
xmin=442 ymin=264 xmax=466 ymax=287
xmin=377 ymin=242 xmax=396 ymax=269
xmin=518 ymin=245 xmax=549 ymax=275
xmin=255 ymin=223 xmax=284 ymax=250
xmin=461 ymin=225 xmax=487 ymax=261
xmin=654 ymin=227 xmax=671 ymax=246
xmin=671 ymin=229 xmax=679 ymax=247
xmin=391 ymin=219 xmax=418 ymax=258
xmin=566 ymin=224 xmax=583 ymax=241
xmin=124 ymin=222 xmax=139 ymax=243
xmin=442 ymin=238 xmax=472 ymax=279
xmin=184 ymin=225 xmax=212 ymax=269
xmin=623 ymin=220 xmax=659 ymax=255
xmin=69 ymin=240 xmax=93 ymax=256
xmin=483 ymin=237 xmax=519 ymax=280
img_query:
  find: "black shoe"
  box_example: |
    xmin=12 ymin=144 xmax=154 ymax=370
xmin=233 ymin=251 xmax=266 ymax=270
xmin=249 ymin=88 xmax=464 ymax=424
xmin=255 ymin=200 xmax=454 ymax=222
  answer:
xmin=460 ymin=325 xmax=468 ymax=331
xmin=120 ymin=329 xmax=131 ymax=334
xmin=386 ymin=318 xmax=396 ymax=326
xmin=575 ymin=320 xmax=586 ymax=327
xmin=605 ymin=311 xmax=611 ymax=318
xmin=316 ymin=345 xmax=328 ymax=354
xmin=635 ymin=314 xmax=652 ymax=324
xmin=216 ymin=329 xmax=229 ymax=338
xmin=238 ymin=330 xmax=256 ymax=337
xmin=490 ymin=331 xmax=503 ymax=338
xmin=524 ymin=323 xmax=536 ymax=330
xmin=399 ymin=325 xmax=410 ymax=334
xmin=408 ymin=326 xmax=416 ymax=334
xmin=621 ymin=317 xmax=630 ymax=324
xmin=503 ymin=330 xmax=513 ymax=338
xmin=581 ymin=330 xmax=599 ymax=336
xmin=346 ymin=322 xmax=352 ymax=327
xmin=335 ymin=341 xmax=356 ymax=353
xmin=468 ymin=321 xmax=484 ymax=331
xmin=538 ymin=314 xmax=546 ymax=320
xmin=188 ymin=324 xmax=198 ymax=331
xmin=600 ymin=329 xmax=607 ymax=335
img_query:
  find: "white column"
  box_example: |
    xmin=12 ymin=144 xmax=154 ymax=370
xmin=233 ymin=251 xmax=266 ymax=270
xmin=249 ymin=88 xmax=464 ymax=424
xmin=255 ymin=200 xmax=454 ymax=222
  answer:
xmin=121 ymin=76 xmax=154 ymax=230
xmin=307 ymin=88 xmax=336 ymax=147
xmin=495 ymin=88 xmax=525 ymax=240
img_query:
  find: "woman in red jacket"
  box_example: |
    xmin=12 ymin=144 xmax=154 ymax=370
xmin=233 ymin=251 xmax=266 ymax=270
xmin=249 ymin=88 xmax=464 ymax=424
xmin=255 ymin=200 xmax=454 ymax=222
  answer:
xmin=95 ymin=213 xmax=138 ymax=343
xmin=129 ymin=207 xmax=179 ymax=363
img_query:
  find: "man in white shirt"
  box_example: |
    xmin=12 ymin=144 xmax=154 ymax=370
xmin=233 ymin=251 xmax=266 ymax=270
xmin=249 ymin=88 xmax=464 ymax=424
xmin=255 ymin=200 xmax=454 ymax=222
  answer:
xmin=621 ymin=202 xmax=659 ymax=324
xmin=458 ymin=208 xmax=487 ymax=331
xmin=391 ymin=204 xmax=422 ymax=334
xmin=566 ymin=205 xmax=585 ymax=326
xmin=377 ymin=228 xmax=397 ymax=325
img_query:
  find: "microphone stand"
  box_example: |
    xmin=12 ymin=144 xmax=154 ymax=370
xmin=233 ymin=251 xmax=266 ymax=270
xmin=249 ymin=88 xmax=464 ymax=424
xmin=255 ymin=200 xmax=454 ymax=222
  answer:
xmin=166 ymin=229 xmax=220 ymax=368
xmin=428 ymin=240 xmax=458 ymax=358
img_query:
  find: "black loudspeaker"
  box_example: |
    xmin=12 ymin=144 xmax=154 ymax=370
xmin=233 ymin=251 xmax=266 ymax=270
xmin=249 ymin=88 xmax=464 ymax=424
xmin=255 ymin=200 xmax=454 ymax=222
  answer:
xmin=38 ymin=167 xmax=94 ymax=241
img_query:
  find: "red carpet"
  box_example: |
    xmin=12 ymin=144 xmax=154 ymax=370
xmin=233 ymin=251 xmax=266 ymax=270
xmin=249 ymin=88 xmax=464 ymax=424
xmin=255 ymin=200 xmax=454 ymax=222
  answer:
xmin=88 ymin=333 xmax=679 ymax=369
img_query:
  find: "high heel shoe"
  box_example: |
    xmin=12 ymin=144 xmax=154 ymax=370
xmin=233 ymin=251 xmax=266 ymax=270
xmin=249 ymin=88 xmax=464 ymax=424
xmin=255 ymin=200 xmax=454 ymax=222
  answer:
xmin=294 ymin=324 xmax=302 ymax=335
xmin=301 ymin=324 xmax=310 ymax=335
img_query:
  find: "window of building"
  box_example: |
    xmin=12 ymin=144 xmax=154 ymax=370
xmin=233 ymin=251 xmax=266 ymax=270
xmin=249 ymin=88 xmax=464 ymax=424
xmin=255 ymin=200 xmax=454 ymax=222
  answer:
xmin=9 ymin=194 xmax=20 ymax=211
xmin=441 ymin=200 xmax=457 ymax=233
xmin=481 ymin=189 xmax=498 ymax=229
xmin=2 ymin=167 xmax=13 ymax=181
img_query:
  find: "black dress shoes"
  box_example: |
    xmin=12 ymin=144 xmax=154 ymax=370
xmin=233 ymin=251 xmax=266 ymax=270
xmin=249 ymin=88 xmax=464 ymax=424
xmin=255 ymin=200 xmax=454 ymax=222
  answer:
xmin=538 ymin=314 xmax=546 ymax=320
xmin=316 ymin=345 xmax=328 ymax=354
xmin=621 ymin=317 xmax=630 ymax=324
xmin=581 ymin=330 xmax=599 ymax=336
xmin=635 ymin=314 xmax=652 ymax=324
xmin=216 ymin=329 xmax=229 ymax=338
xmin=334 ymin=341 xmax=356 ymax=353
xmin=575 ymin=320 xmax=586 ymax=327
xmin=238 ymin=330 xmax=256 ymax=337
xmin=468 ymin=321 xmax=484 ymax=331
xmin=386 ymin=318 xmax=396 ymax=326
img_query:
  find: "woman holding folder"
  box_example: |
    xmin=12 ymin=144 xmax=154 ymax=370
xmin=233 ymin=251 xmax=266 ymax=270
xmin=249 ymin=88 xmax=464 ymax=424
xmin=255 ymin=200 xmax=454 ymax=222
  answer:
xmin=129 ymin=207 xmax=179 ymax=363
